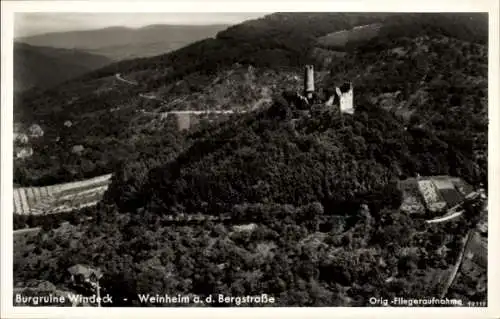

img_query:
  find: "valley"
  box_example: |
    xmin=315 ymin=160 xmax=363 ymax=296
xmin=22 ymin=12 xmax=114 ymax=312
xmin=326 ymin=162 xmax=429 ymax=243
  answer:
xmin=14 ymin=43 xmax=112 ymax=92
xmin=18 ymin=24 xmax=230 ymax=61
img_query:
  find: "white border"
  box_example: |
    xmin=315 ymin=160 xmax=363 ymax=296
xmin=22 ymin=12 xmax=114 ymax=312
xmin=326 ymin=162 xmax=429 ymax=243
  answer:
xmin=1 ymin=1 xmax=499 ymax=319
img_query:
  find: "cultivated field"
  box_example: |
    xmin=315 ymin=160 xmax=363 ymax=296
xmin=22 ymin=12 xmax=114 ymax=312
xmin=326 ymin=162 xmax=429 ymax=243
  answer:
xmin=13 ymin=174 xmax=112 ymax=215
xmin=316 ymin=23 xmax=382 ymax=50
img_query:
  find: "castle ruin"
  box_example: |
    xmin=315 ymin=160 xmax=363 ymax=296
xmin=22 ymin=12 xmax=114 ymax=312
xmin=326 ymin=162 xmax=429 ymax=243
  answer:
xmin=302 ymin=65 xmax=354 ymax=114
xmin=336 ymin=82 xmax=354 ymax=114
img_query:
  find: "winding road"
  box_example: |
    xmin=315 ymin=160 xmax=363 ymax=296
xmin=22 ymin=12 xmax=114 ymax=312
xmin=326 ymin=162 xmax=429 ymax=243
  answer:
xmin=115 ymin=73 xmax=138 ymax=85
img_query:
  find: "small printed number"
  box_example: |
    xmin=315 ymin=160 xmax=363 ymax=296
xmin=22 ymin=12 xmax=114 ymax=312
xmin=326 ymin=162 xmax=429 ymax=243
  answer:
xmin=467 ymin=301 xmax=487 ymax=307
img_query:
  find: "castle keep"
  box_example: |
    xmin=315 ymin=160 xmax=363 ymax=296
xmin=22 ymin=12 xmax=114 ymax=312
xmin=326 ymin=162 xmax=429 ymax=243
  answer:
xmin=298 ymin=65 xmax=354 ymax=114
xmin=304 ymin=65 xmax=315 ymax=100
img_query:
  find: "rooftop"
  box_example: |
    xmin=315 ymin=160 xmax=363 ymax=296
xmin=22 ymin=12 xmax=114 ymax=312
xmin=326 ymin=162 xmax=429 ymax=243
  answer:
xmin=67 ymin=264 xmax=102 ymax=279
xmin=399 ymin=175 xmax=474 ymax=211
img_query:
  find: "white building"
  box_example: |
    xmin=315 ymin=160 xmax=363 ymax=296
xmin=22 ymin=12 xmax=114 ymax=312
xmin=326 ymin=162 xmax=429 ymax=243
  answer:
xmin=28 ymin=124 xmax=44 ymax=138
xmin=336 ymin=82 xmax=354 ymax=114
xmin=15 ymin=147 xmax=33 ymax=159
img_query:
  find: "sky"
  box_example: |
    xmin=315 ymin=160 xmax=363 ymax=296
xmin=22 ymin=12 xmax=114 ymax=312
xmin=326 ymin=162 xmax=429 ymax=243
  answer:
xmin=15 ymin=12 xmax=269 ymax=37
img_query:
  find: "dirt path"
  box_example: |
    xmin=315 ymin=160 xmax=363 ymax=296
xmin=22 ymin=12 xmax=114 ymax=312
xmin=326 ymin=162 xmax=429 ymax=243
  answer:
xmin=440 ymin=230 xmax=473 ymax=298
xmin=13 ymin=227 xmax=41 ymax=235
xmin=426 ymin=211 xmax=464 ymax=224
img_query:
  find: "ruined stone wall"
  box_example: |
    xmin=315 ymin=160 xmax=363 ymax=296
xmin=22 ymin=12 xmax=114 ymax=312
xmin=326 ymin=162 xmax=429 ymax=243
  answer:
xmin=336 ymin=83 xmax=354 ymax=114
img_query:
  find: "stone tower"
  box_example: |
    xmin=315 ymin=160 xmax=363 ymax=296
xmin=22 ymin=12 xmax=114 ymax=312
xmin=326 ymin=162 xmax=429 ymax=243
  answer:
xmin=304 ymin=65 xmax=315 ymax=100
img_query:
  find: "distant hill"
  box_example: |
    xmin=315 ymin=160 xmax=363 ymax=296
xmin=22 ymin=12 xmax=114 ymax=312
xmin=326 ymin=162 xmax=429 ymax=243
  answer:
xmin=14 ymin=43 xmax=111 ymax=92
xmin=17 ymin=24 xmax=230 ymax=61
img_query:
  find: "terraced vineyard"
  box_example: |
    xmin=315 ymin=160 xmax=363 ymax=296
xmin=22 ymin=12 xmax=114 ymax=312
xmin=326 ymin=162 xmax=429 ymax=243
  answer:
xmin=13 ymin=174 xmax=112 ymax=215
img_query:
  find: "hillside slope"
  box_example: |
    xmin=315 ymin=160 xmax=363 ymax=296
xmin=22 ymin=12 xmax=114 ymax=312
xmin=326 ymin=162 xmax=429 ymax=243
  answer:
xmin=14 ymin=43 xmax=112 ymax=92
xmin=18 ymin=25 xmax=229 ymax=61
xmin=14 ymin=13 xmax=487 ymax=188
xmin=15 ymin=91 xmax=487 ymax=307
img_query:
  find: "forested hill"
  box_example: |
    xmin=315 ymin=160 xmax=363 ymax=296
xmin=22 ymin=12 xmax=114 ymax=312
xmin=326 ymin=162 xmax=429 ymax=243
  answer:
xmin=14 ymin=43 xmax=111 ymax=92
xmin=18 ymin=24 xmax=230 ymax=61
xmin=16 ymin=68 xmax=488 ymax=308
xmin=75 ymin=12 xmax=487 ymax=79
xmin=14 ymin=13 xmax=487 ymax=187
xmin=107 ymin=100 xmax=480 ymax=216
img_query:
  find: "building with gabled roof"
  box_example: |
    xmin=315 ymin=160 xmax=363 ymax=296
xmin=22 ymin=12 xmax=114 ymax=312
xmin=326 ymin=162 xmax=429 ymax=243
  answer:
xmin=67 ymin=264 xmax=102 ymax=286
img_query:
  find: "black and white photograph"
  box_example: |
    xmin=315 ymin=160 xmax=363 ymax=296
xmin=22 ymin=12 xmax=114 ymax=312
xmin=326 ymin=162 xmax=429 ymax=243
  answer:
xmin=1 ymin=1 xmax=499 ymax=317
